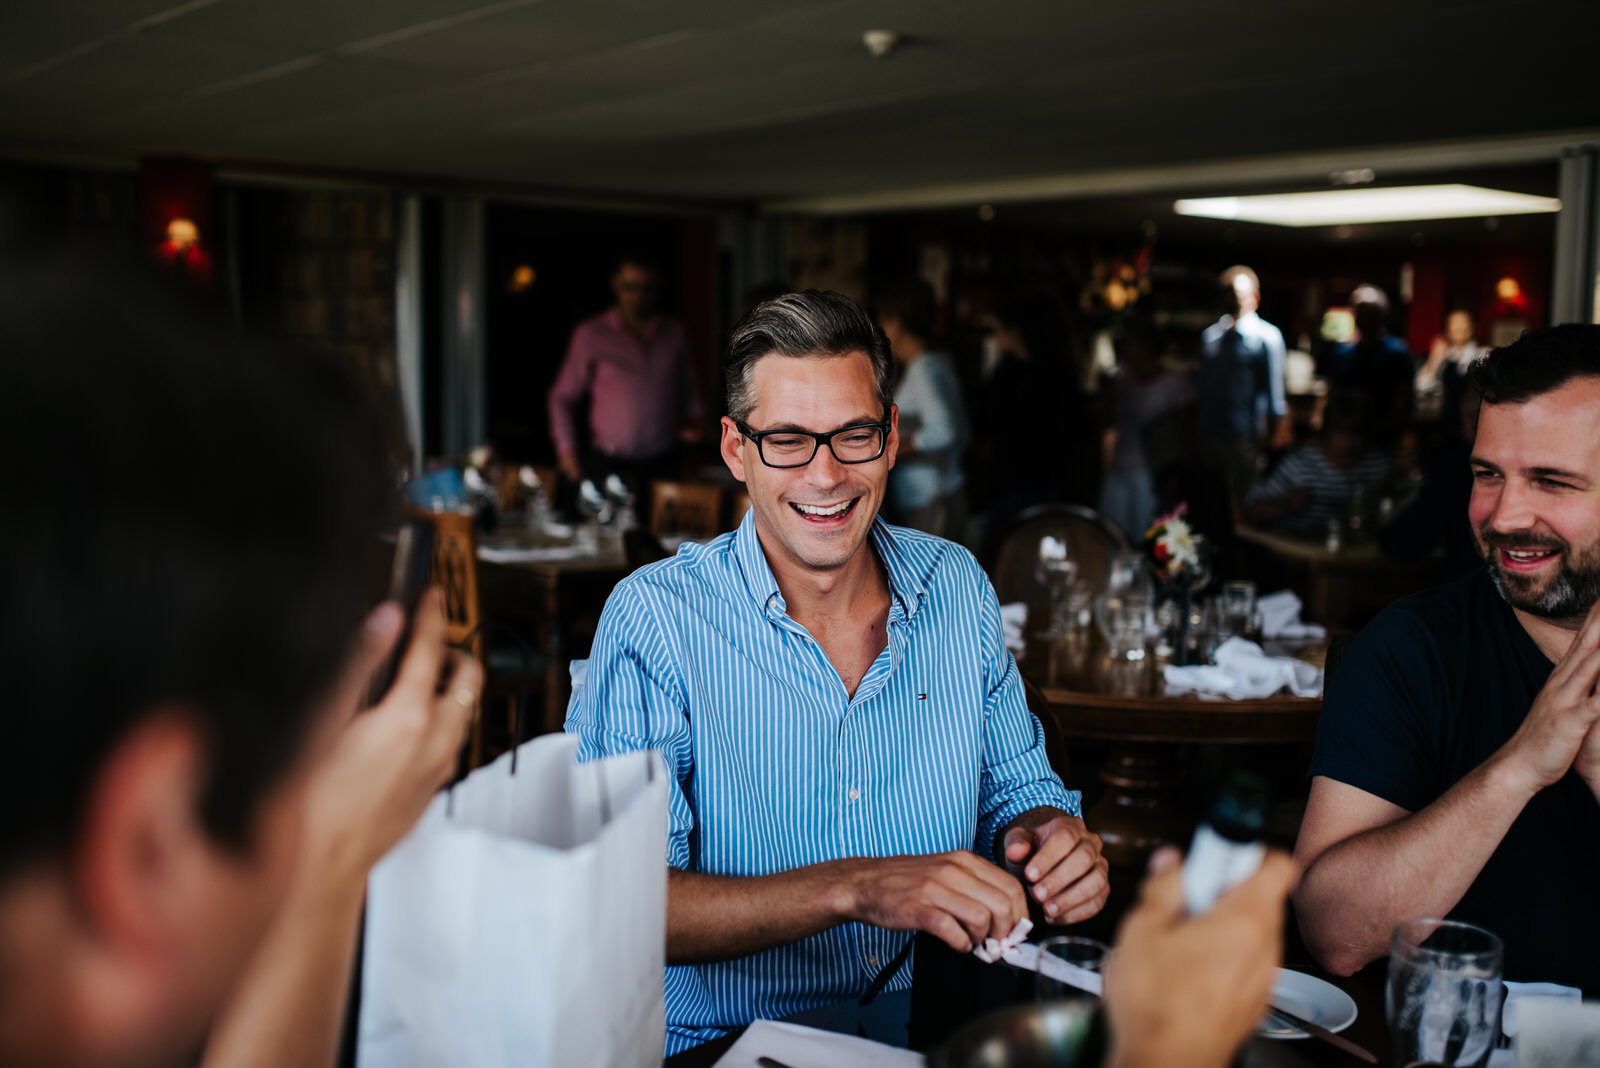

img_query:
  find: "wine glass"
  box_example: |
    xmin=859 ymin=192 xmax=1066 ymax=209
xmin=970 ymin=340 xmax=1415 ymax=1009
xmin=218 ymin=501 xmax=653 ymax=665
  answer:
xmin=1035 ymin=536 xmax=1079 ymax=637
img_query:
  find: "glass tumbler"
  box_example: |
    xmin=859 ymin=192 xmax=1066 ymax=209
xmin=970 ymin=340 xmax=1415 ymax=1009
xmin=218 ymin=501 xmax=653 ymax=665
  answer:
xmin=1034 ymin=936 xmax=1109 ymax=1001
xmin=1386 ymin=918 xmax=1503 ymax=1068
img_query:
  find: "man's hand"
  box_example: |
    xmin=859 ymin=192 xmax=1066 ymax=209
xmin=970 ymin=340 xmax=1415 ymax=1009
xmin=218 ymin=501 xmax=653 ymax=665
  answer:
xmin=1270 ymin=416 xmax=1295 ymax=450
xmin=1103 ymin=847 xmax=1297 ymax=1068
xmin=1002 ymin=809 xmax=1109 ymax=925
xmin=839 ymin=851 xmax=1030 ymax=954
xmin=1494 ymin=596 xmax=1600 ymax=796
xmin=557 ymin=450 xmax=582 ymax=484
xmin=298 ymin=587 xmax=482 ymax=881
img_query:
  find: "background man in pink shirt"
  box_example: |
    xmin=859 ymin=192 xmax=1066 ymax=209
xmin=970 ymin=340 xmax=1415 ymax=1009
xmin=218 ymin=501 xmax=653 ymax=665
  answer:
xmin=547 ymin=252 xmax=705 ymax=489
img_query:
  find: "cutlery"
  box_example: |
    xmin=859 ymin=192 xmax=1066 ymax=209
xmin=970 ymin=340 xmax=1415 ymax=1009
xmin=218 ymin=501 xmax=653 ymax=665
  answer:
xmin=1264 ymin=1004 xmax=1376 ymax=1063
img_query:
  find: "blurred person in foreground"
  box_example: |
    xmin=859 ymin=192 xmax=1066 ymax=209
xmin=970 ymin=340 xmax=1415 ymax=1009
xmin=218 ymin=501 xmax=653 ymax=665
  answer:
xmin=568 ymin=290 xmax=1108 ymax=1054
xmin=1197 ymin=265 xmax=1291 ymax=498
xmin=1243 ymin=388 xmax=1392 ymax=535
xmin=547 ymin=250 xmax=705 ymax=492
xmin=0 ymin=265 xmax=479 ymax=1068
xmin=1098 ymin=314 xmax=1195 ymax=539
xmin=1102 ymin=847 xmax=1297 ymax=1068
xmin=1295 ymin=324 xmax=1600 ymax=991
xmin=875 ymin=277 xmax=970 ymax=542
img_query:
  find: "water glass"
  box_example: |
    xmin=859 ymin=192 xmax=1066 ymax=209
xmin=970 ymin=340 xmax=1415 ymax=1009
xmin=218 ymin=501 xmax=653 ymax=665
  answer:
xmin=1387 ymin=919 xmax=1503 ymax=1068
xmin=1105 ymin=550 xmax=1154 ymax=602
xmin=1034 ymin=936 xmax=1108 ymax=1001
xmin=1100 ymin=601 xmax=1150 ymax=696
xmin=1215 ymin=580 xmax=1257 ymax=646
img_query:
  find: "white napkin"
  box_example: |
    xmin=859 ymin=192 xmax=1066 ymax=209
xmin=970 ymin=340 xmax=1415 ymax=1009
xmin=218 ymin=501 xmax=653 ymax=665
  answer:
xmin=999 ymin=602 xmax=1028 ymax=656
xmin=972 ymin=918 xmax=1032 ymax=963
xmin=1163 ymin=637 xmax=1322 ymax=699
xmin=1257 ymin=589 xmax=1327 ymax=641
xmin=713 ymin=1019 xmax=925 ymax=1068
xmin=1502 ymin=980 xmax=1582 ymax=1037
xmin=1508 ymin=995 xmax=1600 ymax=1067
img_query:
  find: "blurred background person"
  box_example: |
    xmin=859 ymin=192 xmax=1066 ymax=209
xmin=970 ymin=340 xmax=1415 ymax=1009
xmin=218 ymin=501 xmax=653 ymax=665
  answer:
xmin=1326 ymin=283 xmax=1414 ymax=448
xmin=1099 ymin=313 xmax=1195 ymax=539
xmin=1196 ymin=265 xmax=1290 ymax=500
xmin=876 ymin=277 xmax=970 ymax=542
xmin=1245 ymin=389 xmax=1393 ymax=535
xmin=1415 ymin=307 xmax=1488 ymax=438
xmin=546 ymin=250 xmax=705 ymax=496
xmin=1381 ymin=383 xmax=1483 ymax=581
xmin=977 ymin=291 xmax=1094 ymax=537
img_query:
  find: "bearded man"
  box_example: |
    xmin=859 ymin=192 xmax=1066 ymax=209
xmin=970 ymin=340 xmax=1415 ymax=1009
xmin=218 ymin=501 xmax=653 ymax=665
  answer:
xmin=1294 ymin=324 xmax=1600 ymax=992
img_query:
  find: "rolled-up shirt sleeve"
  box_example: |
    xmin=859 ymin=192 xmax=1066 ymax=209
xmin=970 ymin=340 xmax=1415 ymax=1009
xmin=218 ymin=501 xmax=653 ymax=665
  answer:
xmin=566 ymin=579 xmax=698 ymax=869
xmin=972 ymin=586 xmax=1080 ymax=858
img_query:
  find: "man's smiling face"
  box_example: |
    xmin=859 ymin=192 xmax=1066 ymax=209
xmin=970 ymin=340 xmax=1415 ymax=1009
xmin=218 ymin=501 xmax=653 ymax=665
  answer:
xmin=1470 ymin=375 xmax=1600 ymax=623
xmin=720 ymin=350 xmax=897 ymax=577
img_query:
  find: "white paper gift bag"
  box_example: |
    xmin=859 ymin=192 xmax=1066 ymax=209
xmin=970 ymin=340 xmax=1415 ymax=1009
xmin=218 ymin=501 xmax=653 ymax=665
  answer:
xmin=356 ymin=732 xmax=668 ymax=1068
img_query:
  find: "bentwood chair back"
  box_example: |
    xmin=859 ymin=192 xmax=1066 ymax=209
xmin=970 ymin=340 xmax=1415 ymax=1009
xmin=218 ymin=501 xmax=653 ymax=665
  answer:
xmin=988 ymin=503 xmax=1132 ymax=659
xmin=412 ymin=508 xmax=543 ymax=768
xmin=426 ymin=509 xmax=483 ymax=658
xmin=649 ymin=480 xmax=725 ymax=540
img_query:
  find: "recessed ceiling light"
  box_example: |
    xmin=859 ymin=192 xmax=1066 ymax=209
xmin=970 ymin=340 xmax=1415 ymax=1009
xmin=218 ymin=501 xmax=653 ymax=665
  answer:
xmin=1173 ymin=184 xmax=1560 ymax=228
xmin=862 ymin=29 xmax=900 ymax=58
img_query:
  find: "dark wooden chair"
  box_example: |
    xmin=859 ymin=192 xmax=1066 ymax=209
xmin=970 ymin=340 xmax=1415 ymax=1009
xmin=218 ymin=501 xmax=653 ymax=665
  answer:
xmin=650 ymin=480 xmax=725 ymax=540
xmin=416 ymin=508 xmax=544 ymax=768
xmin=726 ymin=489 xmax=751 ymax=531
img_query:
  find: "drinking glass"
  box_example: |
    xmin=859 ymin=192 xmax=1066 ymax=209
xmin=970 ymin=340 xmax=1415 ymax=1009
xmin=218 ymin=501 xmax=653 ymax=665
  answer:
xmin=1218 ymin=580 xmax=1257 ymax=642
xmin=1100 ymin=601 xmax=1150 ymax=696
xmin=1105 ymin=550 xmax=1154 ymax=603
xmin=1386 ymin=919 xmax=1503 ymax=1068
xmin=1034 ymin=936 xmax=1109 ymax=1001
xmin=1035 ymin=537 xmax=1079 ymax=637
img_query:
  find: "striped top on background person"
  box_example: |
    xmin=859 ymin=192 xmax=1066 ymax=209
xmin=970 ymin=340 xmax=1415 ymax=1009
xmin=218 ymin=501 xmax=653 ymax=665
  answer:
xmin=566 ymin=512 xmax=1078 ymax=1055
xmin=1245 ymin=443 xmax=1393 ymax=535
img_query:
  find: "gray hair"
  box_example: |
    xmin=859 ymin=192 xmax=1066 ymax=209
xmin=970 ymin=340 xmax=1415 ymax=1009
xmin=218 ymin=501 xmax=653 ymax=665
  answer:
xmin=724 ymin=290 xmax=893 ymax=424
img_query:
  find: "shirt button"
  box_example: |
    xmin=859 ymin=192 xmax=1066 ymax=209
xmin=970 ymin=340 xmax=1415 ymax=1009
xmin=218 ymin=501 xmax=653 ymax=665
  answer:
xmin=847 ymin=787 xmax=861 ymax=801
xmin=868 ymin=955 xmax=880 ymax=969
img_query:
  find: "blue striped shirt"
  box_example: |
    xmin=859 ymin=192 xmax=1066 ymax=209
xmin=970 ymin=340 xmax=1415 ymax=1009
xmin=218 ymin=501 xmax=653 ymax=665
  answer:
xmin=566 ymin=512 xmax=1079 ymax=1054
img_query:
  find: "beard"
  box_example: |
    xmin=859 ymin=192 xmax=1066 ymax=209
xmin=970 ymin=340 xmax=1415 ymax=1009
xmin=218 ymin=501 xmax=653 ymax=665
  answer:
xmin=1479 ymin=528 xmax=1600 ymax=623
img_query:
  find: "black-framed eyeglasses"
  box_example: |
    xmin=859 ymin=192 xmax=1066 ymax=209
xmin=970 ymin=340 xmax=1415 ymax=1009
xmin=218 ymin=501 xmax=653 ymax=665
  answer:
xmin=735 ymin=416 xmax=891 ymax=469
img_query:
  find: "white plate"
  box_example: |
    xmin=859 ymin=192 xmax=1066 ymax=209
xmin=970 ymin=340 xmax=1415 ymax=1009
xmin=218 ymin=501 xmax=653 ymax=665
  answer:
xmin=1259 ymin=968 xmax=1359 ymax=1040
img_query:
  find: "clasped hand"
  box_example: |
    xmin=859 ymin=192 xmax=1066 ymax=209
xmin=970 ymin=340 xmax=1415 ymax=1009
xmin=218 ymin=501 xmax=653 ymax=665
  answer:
xmin=1505 ymin=597 xmax=1600 ymax=797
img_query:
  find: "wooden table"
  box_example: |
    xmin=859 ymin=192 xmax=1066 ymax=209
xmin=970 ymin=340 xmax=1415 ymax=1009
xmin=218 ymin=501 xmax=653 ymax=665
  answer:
xmin=1029 ymin=672 xmax=1322 ymax=872
xmin=1235 ymin=525 xmax=1444 ymax=630
xmin=475 ymin=532 xmax=631 ymax=733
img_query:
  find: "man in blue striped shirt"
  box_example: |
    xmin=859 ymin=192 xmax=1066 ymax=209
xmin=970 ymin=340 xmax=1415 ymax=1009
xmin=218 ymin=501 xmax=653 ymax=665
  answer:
xmin=568 ymin=290 xmax=1107 ymax=1054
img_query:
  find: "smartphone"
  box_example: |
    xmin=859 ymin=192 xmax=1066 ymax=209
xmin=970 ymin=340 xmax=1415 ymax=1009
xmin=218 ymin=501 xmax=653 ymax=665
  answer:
xmin=366 ymin=518 xmax=436 ymax=707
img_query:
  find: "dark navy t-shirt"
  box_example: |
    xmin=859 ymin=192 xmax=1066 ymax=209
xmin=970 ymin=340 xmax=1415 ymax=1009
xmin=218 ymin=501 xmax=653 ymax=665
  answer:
xmin=1310 ymin=568 xmax=1600 ymax=991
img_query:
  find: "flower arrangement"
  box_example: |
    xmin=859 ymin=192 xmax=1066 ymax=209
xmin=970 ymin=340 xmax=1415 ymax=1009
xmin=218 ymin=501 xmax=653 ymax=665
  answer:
xmin=1144 ymin=503 xmax=1204 ymax=582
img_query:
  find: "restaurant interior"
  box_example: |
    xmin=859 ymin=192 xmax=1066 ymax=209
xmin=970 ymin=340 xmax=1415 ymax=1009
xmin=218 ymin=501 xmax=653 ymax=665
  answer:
xmin=5 ymin=0 xmax=1600 ymax=1064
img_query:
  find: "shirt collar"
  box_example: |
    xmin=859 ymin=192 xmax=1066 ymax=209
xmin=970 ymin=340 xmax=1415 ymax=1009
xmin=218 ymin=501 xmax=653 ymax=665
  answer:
xmin=606 ymin=306 xmax=658 ymax=341
xmin=730 ymin=509 xmax=931 ymax=622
